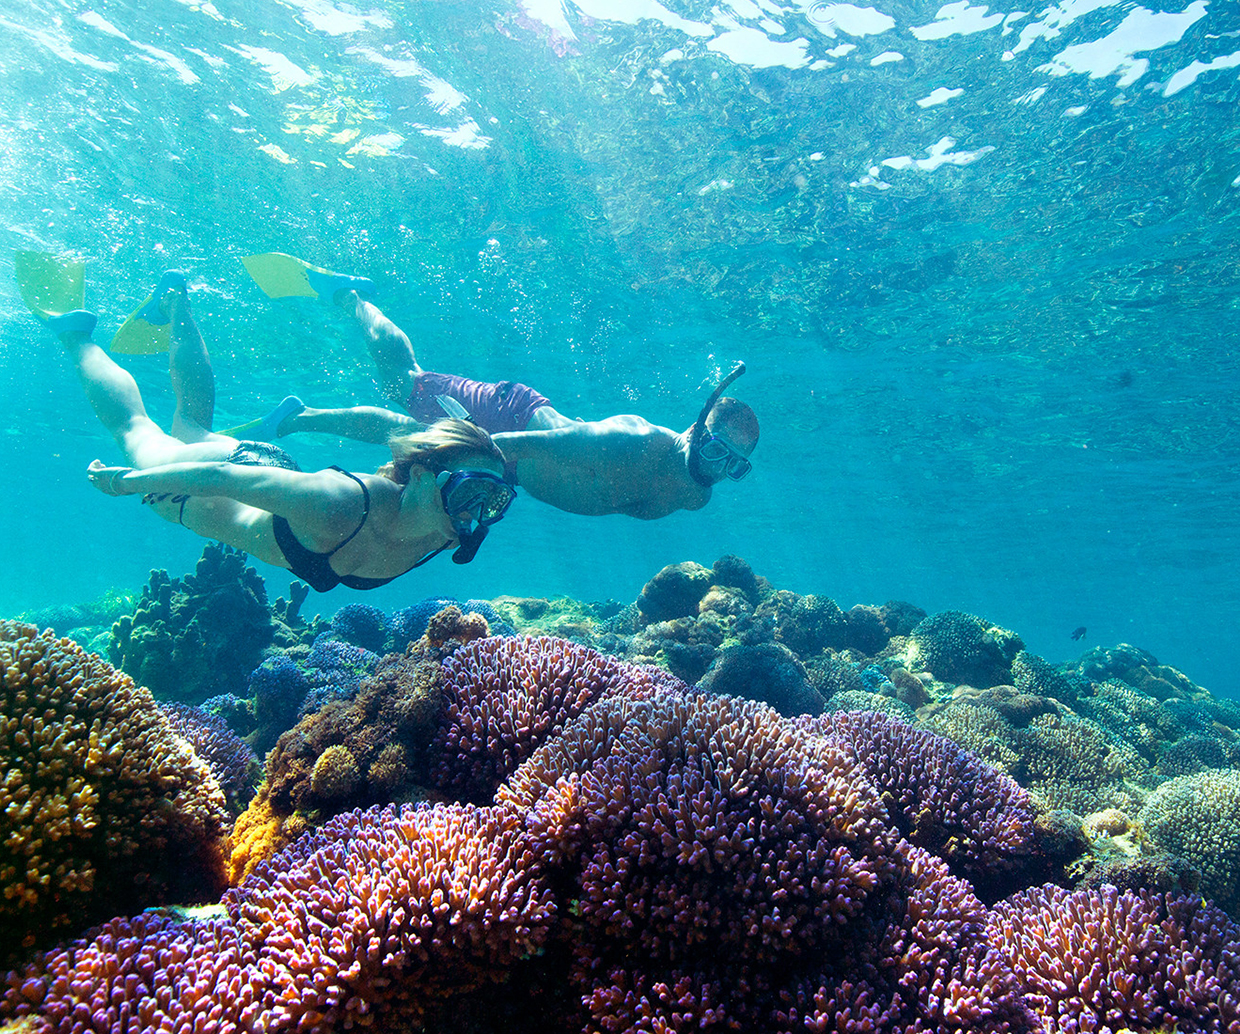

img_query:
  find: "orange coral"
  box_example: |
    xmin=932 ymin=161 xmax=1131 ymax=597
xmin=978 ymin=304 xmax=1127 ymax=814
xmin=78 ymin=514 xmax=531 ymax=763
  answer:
xmin=0 ymin=621 xmax=228 ymax=966
xmin=226 ymin=785 xmax=307 ymax=884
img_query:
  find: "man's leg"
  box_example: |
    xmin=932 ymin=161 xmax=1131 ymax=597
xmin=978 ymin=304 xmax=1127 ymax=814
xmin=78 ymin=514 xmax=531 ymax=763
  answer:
xmin=342 ymin=290 xmax=419 ymax=406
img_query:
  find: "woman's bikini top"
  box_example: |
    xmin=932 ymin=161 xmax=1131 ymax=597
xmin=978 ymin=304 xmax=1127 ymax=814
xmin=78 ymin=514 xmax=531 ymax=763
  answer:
xmin=271 ymin=466 xmax=449 ymax=592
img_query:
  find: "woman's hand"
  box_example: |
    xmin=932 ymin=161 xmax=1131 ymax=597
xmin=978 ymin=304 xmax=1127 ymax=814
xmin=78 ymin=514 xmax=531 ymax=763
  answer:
xmin=87 ymin=460 xmax=136 ymax=496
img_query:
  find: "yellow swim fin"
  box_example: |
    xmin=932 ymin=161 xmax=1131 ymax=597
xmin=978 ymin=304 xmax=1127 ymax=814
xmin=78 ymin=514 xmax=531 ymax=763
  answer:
xmin=15 ymin=250 xmax=85 ymax=320
xmin=110 ymin=270 xmax=188 ymax=355
xmin=241 ymin=252 xmax=375 ymax=301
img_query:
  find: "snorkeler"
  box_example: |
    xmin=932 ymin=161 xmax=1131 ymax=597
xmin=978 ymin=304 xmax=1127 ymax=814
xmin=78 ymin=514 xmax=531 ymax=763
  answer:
xmin=22 ymin=260 xmax=515 ymax=591
xmin=239 ymin=253 xmax=760 ymax=521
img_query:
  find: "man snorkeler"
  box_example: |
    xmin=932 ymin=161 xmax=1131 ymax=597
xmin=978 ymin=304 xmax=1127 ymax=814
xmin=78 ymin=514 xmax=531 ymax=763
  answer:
xmin=248 ymin=289 xmax=759 ymax=521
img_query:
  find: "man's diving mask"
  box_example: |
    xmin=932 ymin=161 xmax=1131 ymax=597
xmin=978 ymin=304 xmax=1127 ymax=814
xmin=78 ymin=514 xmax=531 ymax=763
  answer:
xmin=435 ymin=468 xmax=517 ymax=564
xmin=695 ymin=434 xmax=752 ymax=482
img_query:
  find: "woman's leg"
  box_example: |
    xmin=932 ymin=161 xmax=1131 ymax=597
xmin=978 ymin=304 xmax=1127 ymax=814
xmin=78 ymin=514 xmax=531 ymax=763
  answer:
xmin=165 ymin=278 xmax=232 ymax=445
xmin=343 ymin=290 xmax=420 ymax=405
xmin=60 ymin=326 xmax=232 ymax=469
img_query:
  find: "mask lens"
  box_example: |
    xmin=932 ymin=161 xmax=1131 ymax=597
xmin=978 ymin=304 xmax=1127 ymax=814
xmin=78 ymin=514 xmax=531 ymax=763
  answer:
xmin=441 ymin=471 xmax=515 ymax=528
xmin=697 ymin=435 xmax=751 ymax=480
xmin=724 ymin=455 xmax=752 ymax=481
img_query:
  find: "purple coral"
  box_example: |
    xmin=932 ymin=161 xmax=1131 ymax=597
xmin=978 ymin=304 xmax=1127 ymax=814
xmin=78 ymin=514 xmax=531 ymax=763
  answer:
xmin=501 ymin=690 xmax=1032 ymax=1032
xmin=989 ymin=884 xmax=1240 ymax=1031
xmin=159 ymin=701 xmax=260 ymax=810
xmin=226 ymin=801 xmax=556 ymax=1031
xmin=429 ymin=635 xmax=687 ymax=802
xmin=803 ymin=710 xmax=1038 ymax=895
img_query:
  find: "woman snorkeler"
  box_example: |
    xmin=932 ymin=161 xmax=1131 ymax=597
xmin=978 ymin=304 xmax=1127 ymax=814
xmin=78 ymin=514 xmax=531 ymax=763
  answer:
xmin=39 ymin=270 xmax=515 ymax=592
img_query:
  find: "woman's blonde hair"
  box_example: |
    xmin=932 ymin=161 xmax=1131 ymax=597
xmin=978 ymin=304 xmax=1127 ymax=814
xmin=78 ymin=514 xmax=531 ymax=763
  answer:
xmin=378 ymin=418 xmax=504 ymax=485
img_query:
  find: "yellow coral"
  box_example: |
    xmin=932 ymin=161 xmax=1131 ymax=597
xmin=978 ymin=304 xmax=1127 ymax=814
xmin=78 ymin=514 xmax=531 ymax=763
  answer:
xmin=227 ymin=784 xmax=307 ymax=884
xmin=0 ymin=621 xmax=228 ymax=965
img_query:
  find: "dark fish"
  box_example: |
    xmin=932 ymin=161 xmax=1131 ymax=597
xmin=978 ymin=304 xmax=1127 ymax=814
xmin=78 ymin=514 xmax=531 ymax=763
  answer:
xmin=1071 ymin=626 xmax=1087 ymax=641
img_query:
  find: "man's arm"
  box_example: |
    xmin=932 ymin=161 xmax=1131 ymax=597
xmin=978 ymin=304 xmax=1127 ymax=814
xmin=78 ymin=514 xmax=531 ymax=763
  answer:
xmin=283 ymin=405 xmax=424 ymax=445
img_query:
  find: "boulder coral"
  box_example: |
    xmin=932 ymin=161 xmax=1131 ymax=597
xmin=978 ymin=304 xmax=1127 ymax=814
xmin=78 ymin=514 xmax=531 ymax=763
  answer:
xmin=909 ymin=610 xmax=1024 ymax=688
xmin=0 ymin=621 xmax=228 ymax=967
xmin=107 ymin=543 xmax=274 ymax=705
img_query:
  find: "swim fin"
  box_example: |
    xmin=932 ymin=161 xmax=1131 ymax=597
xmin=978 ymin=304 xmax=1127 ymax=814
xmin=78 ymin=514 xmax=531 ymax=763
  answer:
xmin=15 ymin=250 xmax=85 ymax=320
xmin=241 ymin=252 xmax=375 ymax=301
xmin=110 ymin=270 xmax=188 ymax=354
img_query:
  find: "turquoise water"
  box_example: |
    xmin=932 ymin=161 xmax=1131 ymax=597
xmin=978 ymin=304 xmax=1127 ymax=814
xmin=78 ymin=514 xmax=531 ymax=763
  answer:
xmin=0 ymin=0 xmax=1237 ymax=694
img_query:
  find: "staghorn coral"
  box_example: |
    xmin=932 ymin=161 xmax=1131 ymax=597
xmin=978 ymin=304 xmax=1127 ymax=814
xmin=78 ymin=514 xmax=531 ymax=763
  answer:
xmin=108 ymin=543 xmax=273 ymax=705
xmin=0 ymin=621 xmax=228 ymax=967
xmin=1140 ymin=768 xmax=1240 ymax=917
xmin=989 ymin=884 xmax=1240 ymax=1032
xmin=909 ymin=610 xmax=1024 ymax=688
xmin=159 ymin=701 xmax=260 ymax=812
xmin=0 ymin=912 xmax=267 ymax=1034
xmin=431 ymin=635 xmax=687 ymax=803
xmin=805 ymin=709 xmax=1038 ymax=897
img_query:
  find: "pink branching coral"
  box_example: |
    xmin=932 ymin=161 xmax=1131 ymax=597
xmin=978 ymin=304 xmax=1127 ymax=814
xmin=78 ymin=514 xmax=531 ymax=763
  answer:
xmin=224 ymin=801 xmax=557 ymax=1031
xmin=430 ymin=634 xmax=686 ymax=801
xmin=501 ymin=690 xmax=1033 ymax=1032
xmin=804 ymin=710 xmax=1038 ymax=895
xmin=988 ymin=884 xmax=1240 ymax=1032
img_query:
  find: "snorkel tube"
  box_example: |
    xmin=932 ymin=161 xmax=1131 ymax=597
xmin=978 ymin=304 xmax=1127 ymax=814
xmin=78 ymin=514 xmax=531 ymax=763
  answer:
xmin=452 ymin=523 xmax=488 ymax=564
xmin=687 ymin=361 xmax=746 ymax=487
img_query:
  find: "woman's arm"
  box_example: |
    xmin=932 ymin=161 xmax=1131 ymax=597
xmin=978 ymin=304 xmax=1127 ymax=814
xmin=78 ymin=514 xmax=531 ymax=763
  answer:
xmin=87 ymin=459 xmax=367 ymax=541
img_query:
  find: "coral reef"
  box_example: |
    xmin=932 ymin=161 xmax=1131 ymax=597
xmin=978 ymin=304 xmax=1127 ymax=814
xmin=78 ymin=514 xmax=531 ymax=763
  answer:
xmin=430 ymin=634 xmax=687 ymax=802
xmin=635 ymin=560 xmax=714 ymax=625
xmin=108 ymin=543 xmax=274 ymax=705
xmin=805 ymin=709 xmax=1038 ymax=897
xmin=394 ymin=596 xmax=516 ymax=646
xmin=159 ymin=701 xmax=260 ymax=812
xmin=909 ymin=610 xmax=1024 ymax=688
xmin=226 ymin=786 xmax=308 ymax=885
xmin=0 ymin=621 xmax=228 ymax=967
xmin=327 ymin=602 xmax=388 ymax=653
xmin=1140 ymin=768 xmax=1240 ymax=916
xmin=989 ymin=884 xmax=1240 ymax=1031
xmin=500 ymin=689 xmax=1034 ymax=1032
xmin=696 ymin=640 xmax=822 ymax=715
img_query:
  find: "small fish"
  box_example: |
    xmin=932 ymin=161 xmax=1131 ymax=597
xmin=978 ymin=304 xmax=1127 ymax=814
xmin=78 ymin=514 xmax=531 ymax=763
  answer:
xmin=1071 ymin=626 xmax=1087 ymax=641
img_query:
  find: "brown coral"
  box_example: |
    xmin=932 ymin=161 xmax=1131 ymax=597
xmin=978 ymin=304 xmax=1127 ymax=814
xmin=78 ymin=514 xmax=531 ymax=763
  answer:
xmin=0 ymin=620 xmax=228 ymax=965
xmin=309 ymin=744 xmax=361 ymax=801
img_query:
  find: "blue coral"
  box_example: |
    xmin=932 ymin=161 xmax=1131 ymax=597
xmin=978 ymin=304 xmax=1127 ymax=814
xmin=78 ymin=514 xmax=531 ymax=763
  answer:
xmin=328 ymin=603 xmax=389 ymax=653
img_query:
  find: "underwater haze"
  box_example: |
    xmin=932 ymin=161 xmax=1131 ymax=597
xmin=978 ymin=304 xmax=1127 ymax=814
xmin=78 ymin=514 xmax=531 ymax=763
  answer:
xmin=1 ymin=0 xmax=1237 ymax=695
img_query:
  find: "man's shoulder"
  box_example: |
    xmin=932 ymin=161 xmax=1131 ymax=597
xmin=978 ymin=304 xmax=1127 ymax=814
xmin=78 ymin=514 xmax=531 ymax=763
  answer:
xmin=587 ymin=413 xmax=675 ymax=437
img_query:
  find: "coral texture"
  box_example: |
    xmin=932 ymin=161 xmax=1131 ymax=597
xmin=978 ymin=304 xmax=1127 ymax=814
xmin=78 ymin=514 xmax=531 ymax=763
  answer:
xmin=989 ymin=884 xmax=1240 ymax=1032
xmin=0 ymin=621 xmax=228 ymax=966
xmin=500 ymin=690 xmax=1034 ymax=1032
xmin=1140 ymin=768 xmax=1240 ymax=916
xmin=159 ymin=701 xmax=260 ymax=812
xmin=805 ymin=709 xmax=1038 ymax=896
xmin=108 ymin=543 xmax=273 ymax=705
xmin=431 ymin=635 xmax=687 ymax=802
xmin=910 ymin=610 xmax=1024 ymax=688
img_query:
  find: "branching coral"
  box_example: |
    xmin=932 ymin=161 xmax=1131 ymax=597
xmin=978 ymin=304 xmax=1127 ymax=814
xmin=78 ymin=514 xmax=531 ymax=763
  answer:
xmin=988 ymin=884 xmax=1240 ymax=1031
xmin=159 ymin=701 xmax=260 ymax=812
xmin=431 ymin=635 xmax=687 ymax=802
xmin=1140 ymin=768 xmax=1240 ymax=917
xmin=910 ymin=610 xmax=1024 ymax=688
xmin=804 ymin=709 xmax=1038 ymax=896
xmin=0 ymin=621 xmax=228 ymax=967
